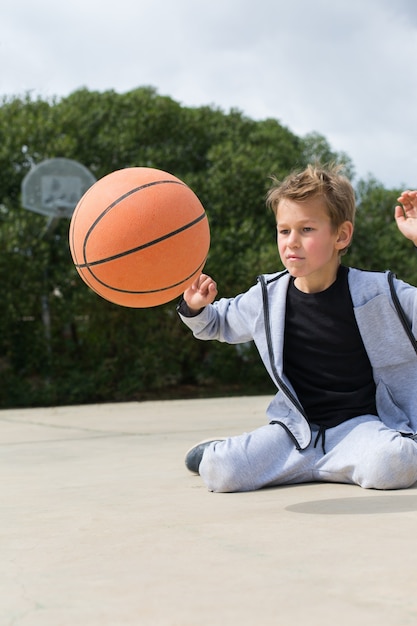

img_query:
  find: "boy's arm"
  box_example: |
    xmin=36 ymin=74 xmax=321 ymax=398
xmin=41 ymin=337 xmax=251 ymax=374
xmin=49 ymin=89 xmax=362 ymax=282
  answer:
xmin=395 ymin=190 xmax=417 ymax=246
xmin=177 ymin=278 xmax=262 ymax=344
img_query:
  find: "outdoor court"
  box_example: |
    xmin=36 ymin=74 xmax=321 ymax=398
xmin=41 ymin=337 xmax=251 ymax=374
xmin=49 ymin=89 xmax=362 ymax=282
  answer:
xmin=2 ymin=395 xmax=417 ymax=625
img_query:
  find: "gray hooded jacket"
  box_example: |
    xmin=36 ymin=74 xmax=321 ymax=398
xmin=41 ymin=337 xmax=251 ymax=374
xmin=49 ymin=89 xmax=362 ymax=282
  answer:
xmin=178 ymin=267 xmax=417 ymax=449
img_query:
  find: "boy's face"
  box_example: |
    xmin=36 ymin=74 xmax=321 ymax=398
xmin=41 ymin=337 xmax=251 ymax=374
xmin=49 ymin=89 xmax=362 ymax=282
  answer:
xmin=276 ymin=196 xmax=352 ymax=293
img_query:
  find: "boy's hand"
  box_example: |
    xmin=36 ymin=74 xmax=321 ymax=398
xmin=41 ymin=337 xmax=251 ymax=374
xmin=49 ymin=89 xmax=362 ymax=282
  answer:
xmin=395 ymin=190 xmax=417 ymax=245
xmin=183 ymin=274 xmax=218 ymax=313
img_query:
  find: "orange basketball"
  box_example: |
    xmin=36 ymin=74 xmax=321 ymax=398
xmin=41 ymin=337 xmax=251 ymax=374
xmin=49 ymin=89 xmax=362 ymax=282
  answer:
xmin=69 ymin=167 xmax=210 ymax=308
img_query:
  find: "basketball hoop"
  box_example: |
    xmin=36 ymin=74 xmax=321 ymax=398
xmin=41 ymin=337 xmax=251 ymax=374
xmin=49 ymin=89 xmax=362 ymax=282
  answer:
xmin=22 ymin=157 xmax=96 ymax=219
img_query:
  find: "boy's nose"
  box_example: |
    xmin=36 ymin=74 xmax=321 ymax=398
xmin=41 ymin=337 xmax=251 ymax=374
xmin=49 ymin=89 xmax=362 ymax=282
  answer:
xmin=288 ymin=232 xmax=300 ymax=247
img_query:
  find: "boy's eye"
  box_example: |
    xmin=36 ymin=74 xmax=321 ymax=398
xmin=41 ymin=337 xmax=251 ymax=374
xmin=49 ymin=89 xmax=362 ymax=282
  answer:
xmin=277 ymin=226 xmax=314 ymax=235
xmin=277 ymin=226 xmax=314 ymax=236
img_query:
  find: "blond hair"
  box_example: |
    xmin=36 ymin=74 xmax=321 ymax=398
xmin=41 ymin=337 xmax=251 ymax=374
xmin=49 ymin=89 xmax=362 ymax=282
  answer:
xmin=266 ymin=164 xmax=355 ymax=256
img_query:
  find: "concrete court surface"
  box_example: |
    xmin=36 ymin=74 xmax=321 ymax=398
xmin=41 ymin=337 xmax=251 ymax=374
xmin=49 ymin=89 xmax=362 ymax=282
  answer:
xmin=1 ymin=395 xmax=417 ymax=626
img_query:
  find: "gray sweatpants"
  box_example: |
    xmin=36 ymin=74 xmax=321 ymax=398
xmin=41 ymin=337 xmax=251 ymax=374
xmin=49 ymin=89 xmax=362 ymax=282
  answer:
xmin=199 ymin=415 xmax=417 ymax=493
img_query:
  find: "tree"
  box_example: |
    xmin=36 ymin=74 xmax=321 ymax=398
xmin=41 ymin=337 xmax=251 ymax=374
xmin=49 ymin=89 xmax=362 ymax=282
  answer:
xmin=301 ymin=131 xmax=354 ymax=179
xmin=349 ymin=177 xmax=417 ymax=285
xmin=0 ymin=88 xmax=403 ymax=408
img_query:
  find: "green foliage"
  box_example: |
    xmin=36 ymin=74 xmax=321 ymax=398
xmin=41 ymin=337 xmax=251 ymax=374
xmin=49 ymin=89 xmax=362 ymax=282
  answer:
xmin=349 ymin=177 xmax=417 ymax=284
xmin=0 ymin=88 xmax=413 ymax=408
xmin=301 ymin=131 xmax=355 ymax=179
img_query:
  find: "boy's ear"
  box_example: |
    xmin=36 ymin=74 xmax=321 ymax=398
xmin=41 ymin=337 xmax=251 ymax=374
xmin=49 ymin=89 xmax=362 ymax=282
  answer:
xmin=335 ymin=221 xmax=354 ymax=249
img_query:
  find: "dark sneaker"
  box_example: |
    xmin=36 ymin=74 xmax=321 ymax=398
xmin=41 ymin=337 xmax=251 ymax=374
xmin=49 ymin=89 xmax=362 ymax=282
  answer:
xmin=185 ymin=439 xmax=225 ymax=474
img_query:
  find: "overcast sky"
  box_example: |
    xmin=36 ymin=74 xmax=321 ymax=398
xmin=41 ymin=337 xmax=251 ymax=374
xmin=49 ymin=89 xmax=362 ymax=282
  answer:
xmin=1 ymin=0 xmax=417 ymax=189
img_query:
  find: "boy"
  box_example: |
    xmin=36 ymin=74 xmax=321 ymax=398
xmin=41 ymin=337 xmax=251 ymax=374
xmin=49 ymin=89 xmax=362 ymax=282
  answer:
xmin=177 ymin=164 xmax=417 ymax=493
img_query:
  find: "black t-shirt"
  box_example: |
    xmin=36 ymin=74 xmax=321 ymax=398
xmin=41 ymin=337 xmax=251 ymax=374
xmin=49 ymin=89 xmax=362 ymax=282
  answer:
xmin=283 ymin=265 xmax=378 ymax=427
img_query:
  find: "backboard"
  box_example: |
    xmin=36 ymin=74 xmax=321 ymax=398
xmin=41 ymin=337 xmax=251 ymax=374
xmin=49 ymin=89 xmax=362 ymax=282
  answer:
xmin=21 ymin=158 xmax=96 ymax=218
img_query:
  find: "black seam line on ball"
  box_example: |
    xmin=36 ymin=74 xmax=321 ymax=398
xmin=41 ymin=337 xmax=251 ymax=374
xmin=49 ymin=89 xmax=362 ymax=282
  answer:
xmin=86 ymin=257 xmax=208 ymax=295
xmin=81 ymin=179 xmax=186 ymax=264
xmin=76 ymin=212 xmax=207 ymax=269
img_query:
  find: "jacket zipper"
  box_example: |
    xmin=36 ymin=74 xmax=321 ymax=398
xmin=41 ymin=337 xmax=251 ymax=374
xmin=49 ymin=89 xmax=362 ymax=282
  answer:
xmin=259 ymin=274 xmax=309 ymax=444
xmin=387 ymin=271 xmax=417 ymax=356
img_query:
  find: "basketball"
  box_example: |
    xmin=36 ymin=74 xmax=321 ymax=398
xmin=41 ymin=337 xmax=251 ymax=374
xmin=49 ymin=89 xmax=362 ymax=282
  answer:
xmin=69 ymin=167 xmax=210 ymax=308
